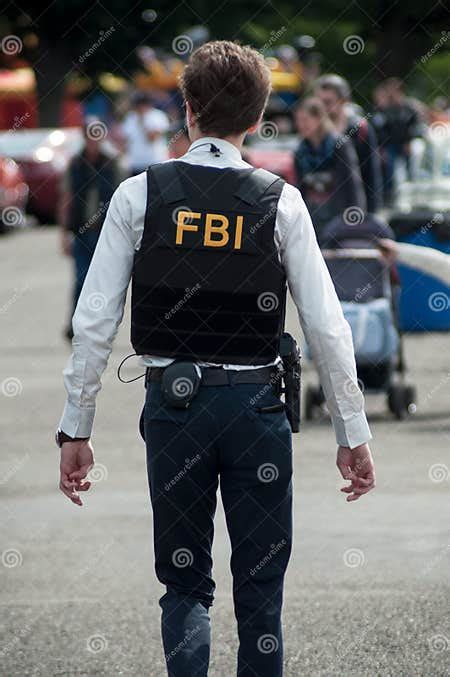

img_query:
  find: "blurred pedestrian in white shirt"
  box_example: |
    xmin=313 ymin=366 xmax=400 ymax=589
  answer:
xmin=122 ymin=92 xmax=170 ymax=175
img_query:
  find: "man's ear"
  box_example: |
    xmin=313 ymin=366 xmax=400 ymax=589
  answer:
xmin=185 ymin=101 xmax=194 ymax=128
xmin=247 ymin=118 xmax=262 ymax=134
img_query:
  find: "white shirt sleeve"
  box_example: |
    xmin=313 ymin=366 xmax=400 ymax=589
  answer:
xmin=58 ymin=182 xmax=137 ymax=437
xmin=276 ymin=183 xmax=372 ymax=449
xmin=396 ymin=242 xmax=450 ymax=287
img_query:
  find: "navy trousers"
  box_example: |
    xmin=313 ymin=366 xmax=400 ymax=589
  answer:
xmin=143 ymin=377 xmax=293 ymax=676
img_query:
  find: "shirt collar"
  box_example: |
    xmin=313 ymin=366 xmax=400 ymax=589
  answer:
xmin=187 ymin=136 xmax=242 ymax=161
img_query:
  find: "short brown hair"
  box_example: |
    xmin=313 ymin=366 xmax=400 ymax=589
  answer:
xmin=180 ymin=40 xmax=271 ymax=138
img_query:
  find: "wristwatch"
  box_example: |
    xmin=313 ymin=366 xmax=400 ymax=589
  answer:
xmin=55 ymin=429 xmax=89 ymax=448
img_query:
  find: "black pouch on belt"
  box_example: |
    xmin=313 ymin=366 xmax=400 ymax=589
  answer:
xmin=161 ymin=361 xmax=201 ymax=409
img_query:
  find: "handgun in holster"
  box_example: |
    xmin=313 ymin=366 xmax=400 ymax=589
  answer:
xmin=279 ymin=332 xmax=302 ymax=433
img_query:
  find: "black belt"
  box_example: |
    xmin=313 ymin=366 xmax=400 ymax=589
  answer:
xmin=146 ymin=366 xmax=280 ymax=387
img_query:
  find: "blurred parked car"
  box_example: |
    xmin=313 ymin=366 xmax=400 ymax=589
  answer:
xmin=0 ymin=156 xmax=28 ymax=233
xmin=244 ymin=133 xmax=297 ymax=185
xmin=0 ymin=128 xmax=122 ymax=224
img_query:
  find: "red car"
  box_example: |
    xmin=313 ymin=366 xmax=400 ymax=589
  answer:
xmin=0 ymin=155 xmax=28 ymax=232
xmin=0 ymin=128 xmax=122 ymax=224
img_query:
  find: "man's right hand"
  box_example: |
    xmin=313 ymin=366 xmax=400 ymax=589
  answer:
xmin=336 ymin=443 xmax=376 ymax=502
xmin=59 ymin=440 xmax=94 ymax=507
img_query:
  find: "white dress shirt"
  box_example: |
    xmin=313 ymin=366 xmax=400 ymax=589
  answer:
xmin=59 ymin=137 xmax=372 ymax=448
xmin=122 ymin=108 xmax=170 ymax=170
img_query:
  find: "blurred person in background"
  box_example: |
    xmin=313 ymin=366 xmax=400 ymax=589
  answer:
xmin=121 ymin=91 xmax=170 ymax=175
xmin=315 ymin=74 xmax=383 ymax=213
xmin=294 ymin=97 xmax=366 ymax=241
xmin=371 ymin=83 xmax=391 ymax=203
xmin=380 ymin=78 xmax=422 ymax=204
xmin=60 ymin=118 xmax=119 ymax=340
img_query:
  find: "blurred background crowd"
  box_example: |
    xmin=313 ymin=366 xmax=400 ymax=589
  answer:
xmin=1 ymin=3 xmax=449 ymax=342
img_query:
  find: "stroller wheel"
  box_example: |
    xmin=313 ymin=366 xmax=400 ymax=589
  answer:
xmin=403 ymin=385 xmax=418 ymax=414
xmin=387 ymin=384 xmax=414 ymax=420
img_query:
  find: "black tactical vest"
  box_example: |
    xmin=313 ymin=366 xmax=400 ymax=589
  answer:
xmin=131 ymin=160 xmax=287 ymax=365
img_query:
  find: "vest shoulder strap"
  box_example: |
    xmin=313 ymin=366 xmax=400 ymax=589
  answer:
xmin=147 ymin=162 xmax=185 ymax=204
xmin=234 ymin=168 xmax=283 ymax=206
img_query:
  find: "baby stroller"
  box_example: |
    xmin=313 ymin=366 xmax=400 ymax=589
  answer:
xmin=304 ymin=214 xmax=417 ymax=420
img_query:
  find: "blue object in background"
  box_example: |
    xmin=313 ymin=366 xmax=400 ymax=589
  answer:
xmin=397 ymin=229 xmax=450 ymax=332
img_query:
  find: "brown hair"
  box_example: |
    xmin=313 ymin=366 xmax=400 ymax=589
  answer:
xmin=180 ymin=40 xmax=271 ymax=138
xmin=296 ymin=96 xmax=335 ymax=135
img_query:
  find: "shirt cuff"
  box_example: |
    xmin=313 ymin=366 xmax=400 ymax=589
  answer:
xmin=331 ymin=411 xmax=372 ymax=448
xmin=59 ymin=400 xmax=95 ymax=438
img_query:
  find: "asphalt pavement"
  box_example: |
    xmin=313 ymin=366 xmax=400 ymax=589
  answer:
xmin=0 ymin=227 xmax=449 ymax=676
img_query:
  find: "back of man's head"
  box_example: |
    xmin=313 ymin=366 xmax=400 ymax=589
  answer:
xmin=180 ymin=40 xmax=271 ymax=138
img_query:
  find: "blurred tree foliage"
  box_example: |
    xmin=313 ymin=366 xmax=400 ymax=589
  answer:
xmin=0 ymin=0 xmax=448 ymax=125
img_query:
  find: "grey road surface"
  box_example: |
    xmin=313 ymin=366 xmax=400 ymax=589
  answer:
xmin=1 ymin=228 xmax=449 ymax=676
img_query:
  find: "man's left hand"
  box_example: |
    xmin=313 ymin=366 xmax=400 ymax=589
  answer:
xmin=59 ymin=440 xmax=94 ymax=507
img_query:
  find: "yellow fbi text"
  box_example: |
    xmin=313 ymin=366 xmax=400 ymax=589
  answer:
xmin=176 ymin=210 xmax=244 ymax=249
